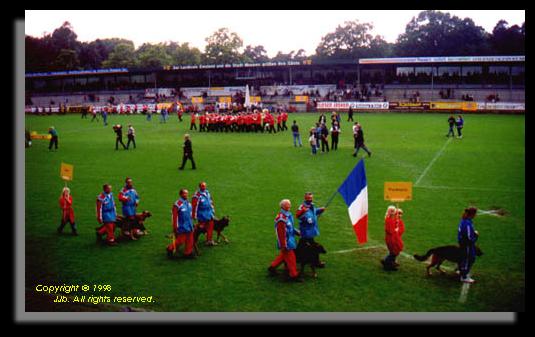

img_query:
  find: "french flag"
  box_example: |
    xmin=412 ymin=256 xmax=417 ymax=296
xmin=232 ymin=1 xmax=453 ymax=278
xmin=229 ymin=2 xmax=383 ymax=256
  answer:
xmin=337 ymin=159 xmax=368 ymax=244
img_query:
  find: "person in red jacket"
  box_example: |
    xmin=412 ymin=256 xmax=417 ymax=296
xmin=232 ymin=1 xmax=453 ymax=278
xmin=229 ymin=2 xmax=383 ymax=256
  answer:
xmin=382 ymin=205 xmax=402 ymax=271
xmin=190 ymin=112 xmax=197 ymax=131
xmin=57 ymin=187 xmax=77 ymax=235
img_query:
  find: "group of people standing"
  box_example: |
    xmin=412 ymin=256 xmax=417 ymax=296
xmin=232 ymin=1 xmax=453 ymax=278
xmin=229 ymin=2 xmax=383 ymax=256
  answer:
xmin=189 ymin=110 xmax=289 ymax=133
xmin=307 ymin=112 xmax=342 ymax=155
xmin=446 ymin=115 xmax=464 ymax=138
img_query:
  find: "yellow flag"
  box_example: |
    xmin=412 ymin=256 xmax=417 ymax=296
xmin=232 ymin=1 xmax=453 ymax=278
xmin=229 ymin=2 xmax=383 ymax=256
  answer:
xmin=60 ymin=163 xmax=74 ymax=181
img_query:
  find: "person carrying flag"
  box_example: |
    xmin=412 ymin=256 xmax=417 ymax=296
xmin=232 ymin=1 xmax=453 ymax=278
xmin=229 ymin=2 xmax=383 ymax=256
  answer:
xmin=192 ymin=182 xmax=217 ymax=246
xmin=167 ymin=188 xmax=195 ymax=259
xmin=268 ymin=199 xmax=302 ymax=282
xmin=296 ymin=192 xmax=326 ymax=268
xmin=57 ymin=187 xmax=77 ymax=236
xmin=95 ymin=184 xmax=118 ymax=246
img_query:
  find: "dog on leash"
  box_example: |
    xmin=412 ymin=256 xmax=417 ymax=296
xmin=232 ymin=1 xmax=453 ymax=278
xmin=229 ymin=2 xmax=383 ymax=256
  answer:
xmin=295 ymin=239 xmax=327 ymax=278
xmin=192 ymin=216 xmax=230 ymax=255
xmin=414 ymin=245 xmax=483 ymax=276
xmin=115 ymin=211 xmax=152 ymax=240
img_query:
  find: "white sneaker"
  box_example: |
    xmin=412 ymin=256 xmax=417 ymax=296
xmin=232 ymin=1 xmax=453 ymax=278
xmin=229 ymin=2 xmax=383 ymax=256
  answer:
xmin=461 ymin=277 xmax=475 ymax=283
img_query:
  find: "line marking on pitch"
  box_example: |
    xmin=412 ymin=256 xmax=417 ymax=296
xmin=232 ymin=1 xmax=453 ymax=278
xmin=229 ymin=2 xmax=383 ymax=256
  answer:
xmin=414 ymin=137 xmax=452 ymax=187
xmin=415 ymin=185 xmax=524 ymax=193
xmin=458 ymin=283 xmax=471 ymax=303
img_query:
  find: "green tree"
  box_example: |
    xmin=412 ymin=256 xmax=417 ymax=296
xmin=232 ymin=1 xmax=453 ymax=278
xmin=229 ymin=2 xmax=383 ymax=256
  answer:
xmin=135 ymin=43 xmax=174 ymax=68
xmin=315 ymin=20 xmax=388 ymax=60
xmin=101 ymin=43 xmax=137 ymax=68
xmin=242 ymin=45 xmax=270 ymax=63
xmin=395 ymin=10 xmax=490 ymax=56
xmin=53 ymin=48 xmax=80 ymax=70
xmin=489 ymin=20 xmax=525 ymax=55
xmin=203 ymin=28 xmax=244 ymax=64
xmin=166 ymin=42 xmax=202 ymax=65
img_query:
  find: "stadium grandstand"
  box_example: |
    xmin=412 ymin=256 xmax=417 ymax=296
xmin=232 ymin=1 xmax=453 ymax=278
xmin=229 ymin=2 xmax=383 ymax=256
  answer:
xmin=25 ymin=55 xmax=525 ymax=113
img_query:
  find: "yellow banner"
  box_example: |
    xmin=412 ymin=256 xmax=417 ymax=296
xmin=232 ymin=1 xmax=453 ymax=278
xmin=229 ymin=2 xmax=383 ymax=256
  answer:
xmin=218 ymin=96 xmax=232 ymax=103
xmin=250 ymin=96 xmax=261 ymax=103
xmin=156 ymin=103 xmax=173 ymax=110
xmin=30 ymin=132 xmax=51 ymax=140
xmin=191 ymin=97 xmax=204 ymax=104
xmin=430 ymin=102 xmax=463 ymax=110
xmin=384 ymin=182 xmax=412 ymax=202
xmin=60 ymin=163 xmax=74 ymax=181
xmin=295 ymin=95 xmax=309 ymax=102
xmin=462 ymin=102 xmax=478 ymax=111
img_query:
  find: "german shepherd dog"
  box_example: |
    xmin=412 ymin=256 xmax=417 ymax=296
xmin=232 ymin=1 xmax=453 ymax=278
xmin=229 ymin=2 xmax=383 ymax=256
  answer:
xmin=115 ymin=211 xmax=152 ymax=240
xmin=192 ymin=216 xmax=230 ymax=255
xmin=295 ymin=239 xmax=327 ymax=278
xmin=414 ymin=245 xmax=483 ymax=276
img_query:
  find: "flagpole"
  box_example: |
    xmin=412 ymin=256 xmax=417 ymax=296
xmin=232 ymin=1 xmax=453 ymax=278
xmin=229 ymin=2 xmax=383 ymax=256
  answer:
xmin=323 ymin=189 xmax=338 ymax=208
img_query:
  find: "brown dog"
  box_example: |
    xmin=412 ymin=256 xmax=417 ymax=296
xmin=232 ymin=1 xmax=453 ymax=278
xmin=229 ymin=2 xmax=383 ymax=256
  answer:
xmin=192 ymin=216 xmax=230 ymax=255
xmin=414 ymin=245 xmax=483 ymax=276
xmin=115 ymin=211 xmax=152 ymax=240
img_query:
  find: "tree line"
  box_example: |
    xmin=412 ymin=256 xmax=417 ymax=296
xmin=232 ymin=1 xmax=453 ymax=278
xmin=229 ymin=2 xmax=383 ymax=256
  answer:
xmin=26 ymin=10 xmax=525 ymax=73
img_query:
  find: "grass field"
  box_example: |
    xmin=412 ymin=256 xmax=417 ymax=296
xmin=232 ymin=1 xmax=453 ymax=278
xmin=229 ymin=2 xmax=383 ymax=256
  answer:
xmin=24 ymin=112 xmax=525 ymax=312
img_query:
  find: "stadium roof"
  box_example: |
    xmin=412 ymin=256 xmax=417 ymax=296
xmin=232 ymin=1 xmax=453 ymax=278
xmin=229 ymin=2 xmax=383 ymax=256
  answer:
xmin=359 ymin=56 xmax=525 ymax=64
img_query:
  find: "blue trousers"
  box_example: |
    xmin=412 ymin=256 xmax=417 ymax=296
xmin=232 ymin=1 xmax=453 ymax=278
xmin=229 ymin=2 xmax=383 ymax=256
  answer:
xmin=293 ymin=133 xmax=302 ymax=146
xmin=458 ymin=244 xmax=476 ymax=278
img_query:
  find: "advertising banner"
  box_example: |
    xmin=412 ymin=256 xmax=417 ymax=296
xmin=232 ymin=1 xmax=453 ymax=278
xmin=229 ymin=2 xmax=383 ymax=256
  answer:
xmin=317 ymin=101 xmax=389 ymax=110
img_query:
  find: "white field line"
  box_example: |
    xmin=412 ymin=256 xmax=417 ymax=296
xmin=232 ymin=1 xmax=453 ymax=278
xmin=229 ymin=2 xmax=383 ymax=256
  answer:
xmin=332 ymin=243 xmax=454 ymax=272
xmin=414 ymin=137 xmax=452 ymax=186
xmin=458 ymin=283 xmax=471 ymax=303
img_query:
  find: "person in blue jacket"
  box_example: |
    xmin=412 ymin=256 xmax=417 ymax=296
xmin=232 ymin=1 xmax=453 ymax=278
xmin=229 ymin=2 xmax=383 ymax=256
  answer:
xmin=95 ymin=184 xmax=118 ymax=246
xmin=296 ymin=192 xmax=326 ymax=267
xmin=118 ymin=177 xmax=140 ymax=239
xmin=457 ymin=206 xmax=479 ymax=283
xmin=456 ymin=115 xmax=464 ymax=139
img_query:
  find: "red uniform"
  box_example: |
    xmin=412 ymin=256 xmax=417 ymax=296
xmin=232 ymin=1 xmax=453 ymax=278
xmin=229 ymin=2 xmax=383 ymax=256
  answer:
xmin=385 ymin=217 xmax=403 ymax=256
xmin=59 ymin=195 xmax=75 ymax=224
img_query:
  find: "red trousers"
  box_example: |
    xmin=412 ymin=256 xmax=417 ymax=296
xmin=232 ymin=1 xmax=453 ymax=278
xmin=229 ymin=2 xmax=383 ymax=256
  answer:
xmin=97 ymin=222 xmax=116 ymax=242
xmin=197 ymin=220 xmax=214 ymax=241
xmin=61 ymin=208 xmax=75 ymax=224
xmin=270 ymin=249 xmax=298 ymax=278
xmin=168 ymin=231 xmax=194 ymax=255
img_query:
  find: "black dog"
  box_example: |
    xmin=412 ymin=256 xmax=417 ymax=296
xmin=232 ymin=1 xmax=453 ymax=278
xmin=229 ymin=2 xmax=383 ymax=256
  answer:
xmin=295 ymin=239 xmax=327 ymax=278
xmin=193 ymin=216 xmax=230 ymax=254
xmin=414 ymin=245 xmax=483 ymax=276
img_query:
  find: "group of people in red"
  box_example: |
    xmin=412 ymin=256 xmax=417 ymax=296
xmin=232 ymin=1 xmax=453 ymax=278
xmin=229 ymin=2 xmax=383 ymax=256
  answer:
xmin=382 ymin=205 xmax=405 ymax=271
xmin=190 ymin=109 xmax=289 ymax=133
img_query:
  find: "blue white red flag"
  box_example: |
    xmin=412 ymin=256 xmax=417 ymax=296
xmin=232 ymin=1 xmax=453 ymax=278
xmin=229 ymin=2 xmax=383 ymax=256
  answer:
xmin=337 ymin=159 xmax=368 ymax=244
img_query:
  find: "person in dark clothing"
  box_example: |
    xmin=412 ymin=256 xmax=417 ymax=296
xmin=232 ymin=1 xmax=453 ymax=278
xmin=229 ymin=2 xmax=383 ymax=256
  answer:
xmin=446 ymin=115 xmax=456 ymax=137
xmin=318 ymin=112 xmax=327 ymax=125
xmin=179 ymin=134 xmax=196 ymax=170
xmin=291 ymin=120 xmax=302 ymax=147
xmin=25 ymin=129 xmax=32 ymax=148
xmin=320 ymin=123 xmax=329 ymax=153
xmin=352 ymin=122 xmax=371 ymax=157
xmin=113 ymin=124 xmax=127 ymax=150
xmin=126 ymin=124 xmax=136 ymax=149
xmin=347 ymin=107 xmax=354 ymax=122
xmin=330 ymin=122 xmax=340 ymax=150
xmin=48 ymin=127 xmax=58 ymax=151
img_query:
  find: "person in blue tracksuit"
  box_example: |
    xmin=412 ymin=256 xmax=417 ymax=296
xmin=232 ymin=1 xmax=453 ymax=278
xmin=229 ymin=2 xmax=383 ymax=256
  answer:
xmin=96 ymin=184 xmax=118 ymax=246
xmin=118 ymin=177 xmax=140 ymax=239
xmin=192 ymin=182 xmax=217 ymax=246
xmin=456 ymin=115 xmax=464 ymax=138
xmin=457 ymin=207 xmax=479 ymax=283
xmin=296 ymin=192 xmax=326 ymax=267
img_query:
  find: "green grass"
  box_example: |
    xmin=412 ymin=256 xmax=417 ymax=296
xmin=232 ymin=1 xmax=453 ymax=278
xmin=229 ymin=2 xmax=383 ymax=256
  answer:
xmin=25 ymin=112 xmax=525 ymax=312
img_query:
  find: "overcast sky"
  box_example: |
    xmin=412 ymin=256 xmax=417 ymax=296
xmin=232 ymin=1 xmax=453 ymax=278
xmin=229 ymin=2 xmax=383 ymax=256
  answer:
xmin=25 ymin=10 xmax=525 ymax=57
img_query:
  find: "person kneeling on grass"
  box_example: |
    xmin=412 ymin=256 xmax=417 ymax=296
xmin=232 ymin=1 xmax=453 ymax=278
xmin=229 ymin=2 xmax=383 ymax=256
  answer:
xmin=268 ymin=199 xmax=302 ymax=282
xmin=167 ymin=188 xmax=195 ymax=259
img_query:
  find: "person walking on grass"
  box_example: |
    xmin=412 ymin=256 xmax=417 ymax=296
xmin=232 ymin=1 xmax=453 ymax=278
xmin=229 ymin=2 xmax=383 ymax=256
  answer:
xmin=352 ymin=122 xmax=372 ymax=158
xmin=456 ymin=115 xmax=464 ymax=139
xmin=291 ymin=120 xmax=302 ymax=147
xmin=167 ymin=188 xmax=195 ymax=259
xmin=57 ymin=187 xmax=77 ymax=236
xmin=446 ymin=115 xmax=455 ymax=137
xmin=126 ymin=124 xmax=136 ymax=149
xmin=330 ymin=121 xmax=340 ymax=150
xmin=178 ymin=134 xmax=196 ymax=170
xmin=95 ymin=184 xmax=118 ymax=246
xmin=48 ymin=126 xmax=58 ymax=151
xmin=268 ymin=199 xmax=302 ymax=282
xmin=457 ymin=207 xmax=479 ymax=283
xmin=382 ymin=206 xmax=402 ymax=271
xmin=309 ymin=128 xmax=317 ymax=155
